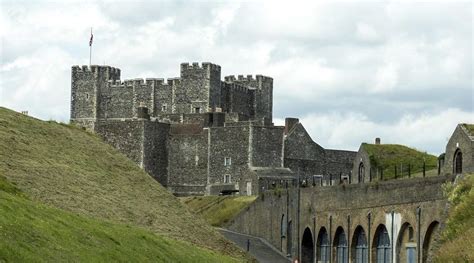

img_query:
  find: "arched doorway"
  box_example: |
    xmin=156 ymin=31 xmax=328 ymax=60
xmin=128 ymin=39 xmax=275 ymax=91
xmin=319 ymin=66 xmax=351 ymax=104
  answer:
xmin=334 ymin=227 xmax=348 ymax=263
xmin=351 ymin=226 xmax=368 ymax=263
xmin=302 ymin=227 xmax=314 ymax=263
xmin=397 ymin=223 xmax=416 ymax=263
xmin=373 ymin=224 xmax=391 ymax=263
xmin=359 ymin=162 xmax=365 ymax=183
xmin=317 ymin=227 xmax=330 ymax=263
xmin=454 ymin=149 xmax=463 ymax=174
xmin=422 ymin=221 xmax=440 ymax=263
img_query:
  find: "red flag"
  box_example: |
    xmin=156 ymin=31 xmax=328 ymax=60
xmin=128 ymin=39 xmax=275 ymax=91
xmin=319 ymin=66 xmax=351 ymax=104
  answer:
xmin=89 ymin=32 xmax=93 ymax=46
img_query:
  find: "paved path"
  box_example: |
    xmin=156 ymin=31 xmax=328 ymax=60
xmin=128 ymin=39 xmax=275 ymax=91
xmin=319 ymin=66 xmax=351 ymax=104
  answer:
xmin=218 ymin=228 xmax=290 ymax=263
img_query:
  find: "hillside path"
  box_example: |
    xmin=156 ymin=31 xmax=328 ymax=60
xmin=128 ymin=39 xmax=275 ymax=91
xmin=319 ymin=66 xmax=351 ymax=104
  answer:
xmin=218 ymin=228 xmax=290 ymax=263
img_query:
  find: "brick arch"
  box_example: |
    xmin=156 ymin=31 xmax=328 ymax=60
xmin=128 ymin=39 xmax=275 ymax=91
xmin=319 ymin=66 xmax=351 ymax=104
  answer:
xmin=397 ymin=222 xmax=416 ymax=263
xmin=372 ymin=224 xmax=391 ymax=263
xmin=422 ymin=221 xmax=440 ymax=263
xmin=333 ymin=226 xmax=348 ymax=263
xmin=351 ymin=225 xmax=368 ymax=263
xmin=316 ymin=226 xmax=330 ymax=263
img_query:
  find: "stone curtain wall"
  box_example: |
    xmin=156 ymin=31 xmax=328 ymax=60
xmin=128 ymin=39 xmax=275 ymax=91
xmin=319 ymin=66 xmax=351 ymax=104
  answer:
xmin=143 ymin=122 xmax=170 ymax=186
xmin=251 ymin=126 xmax=285 ymax=168
xmin=95 ymin=120 xmax=146 ymax=166
xmin=167 ymin=126 xmax=209 ymax=195
xmin=325 ymin=149 xmax=357 ymax=179
xmin=228 ymin=175 xmax=452 ymax=261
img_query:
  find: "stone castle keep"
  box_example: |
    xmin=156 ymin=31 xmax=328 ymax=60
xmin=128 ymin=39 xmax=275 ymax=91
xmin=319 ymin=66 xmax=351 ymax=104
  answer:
xmin=70 ymin=62 xmax=356 ymax=195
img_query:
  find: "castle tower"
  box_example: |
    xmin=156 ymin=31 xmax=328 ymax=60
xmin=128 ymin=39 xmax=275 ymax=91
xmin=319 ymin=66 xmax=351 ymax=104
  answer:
xmin=224 ymin=74 xmax=273 ymax=125
xmin=174 ymin=62 xmax=221 ymax=114
xmin=70 ymin=65 xmax=121 ymax=131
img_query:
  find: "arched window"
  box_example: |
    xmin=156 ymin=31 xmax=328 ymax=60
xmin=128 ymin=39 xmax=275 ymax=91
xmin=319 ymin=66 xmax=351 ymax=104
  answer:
xmin=334 ymin=227 xmax=348 ymax=263
xmin=358 ymin=162 xmax=365 ymax=183
xmin=373 ymin=225 xmax=391 ymax=263
xmin=351 ymin=226 xmax=368 ymax=263
xmin=454 ymin=149 xmax=463 ymax=174
xmin=317 ymin=227 xmax=330 ymax=263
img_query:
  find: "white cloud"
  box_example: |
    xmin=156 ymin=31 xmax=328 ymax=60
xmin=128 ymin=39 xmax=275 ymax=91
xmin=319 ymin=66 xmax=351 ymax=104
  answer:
xmin=0 ymin=0 xmax=472 ymax=154
xmin=295 ymin=108 xmax=473 ymax=155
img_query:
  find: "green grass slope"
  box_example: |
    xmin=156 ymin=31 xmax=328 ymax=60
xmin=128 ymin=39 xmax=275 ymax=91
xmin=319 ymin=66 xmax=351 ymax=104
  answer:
xmin=362 ymin=143 xmax=437 ymax=179
xmin=435 ymin=174 xmax=474 ymax=262
xmin=180 ymin=196 xmax=257 ymax=227
xmin=0 ymin=107 xmax=246 ymax=259
xmin=0 ymin=176 xmax=237 ymax=262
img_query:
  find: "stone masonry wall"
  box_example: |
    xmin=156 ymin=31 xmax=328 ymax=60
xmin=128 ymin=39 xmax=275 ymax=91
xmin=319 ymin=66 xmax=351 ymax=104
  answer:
xmin=167 ymin=127 xmax=209 ymax=195
xmin=71 ymin=65 xmax=121 ymax=130
xmin=228 ymin=175 xmax=452 ymax=261
xmin=251 ymin=126 xmax=284 ymax=167
xmin=443 ymin=124 xmax=474 ymax=175
xmin=208 ymin=125 xmax=251 ymax=187
xmin=284 ymin=123 xmax=326 ymax=177
xmin=351 ymin=145 xmax=372 ymax=183
xmin=325 ymin=149 xmax=357 ymax=179
xmin=95 ymin=119 xmax=145 ymax=166
xmin=143 ymin=121 xmax=170 ymax=186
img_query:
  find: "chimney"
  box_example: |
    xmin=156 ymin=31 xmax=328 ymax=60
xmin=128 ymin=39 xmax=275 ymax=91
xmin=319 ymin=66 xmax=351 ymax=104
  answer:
xmin=284 ymin=118 xmax=299 ymax=134
xmin=375 ymin=137 xmax=381 ymax=145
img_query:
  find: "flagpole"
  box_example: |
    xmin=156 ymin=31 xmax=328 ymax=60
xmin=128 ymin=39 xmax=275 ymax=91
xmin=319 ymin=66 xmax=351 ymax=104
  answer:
xmin=89 ymin=28 xmax=92 ymax=67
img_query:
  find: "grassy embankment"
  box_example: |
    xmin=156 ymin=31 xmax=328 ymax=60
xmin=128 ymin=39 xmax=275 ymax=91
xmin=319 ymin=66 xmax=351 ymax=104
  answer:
xmin=180 ymin=196 xmax=257 ymax=227
xmin=362 ymin=143 xmax=438 ymax=179
xmin=0 ymin=107 xmax=248 ymax=261
xmin=0 ymin=175 xmax=237 ymax=262
xmin=435 ymin=173 xmax=474 ymax=262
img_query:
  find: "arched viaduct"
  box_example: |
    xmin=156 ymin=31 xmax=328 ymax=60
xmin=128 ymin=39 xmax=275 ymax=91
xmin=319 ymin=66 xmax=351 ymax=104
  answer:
xmin=228 ymin=175 xmax=453 ymax=263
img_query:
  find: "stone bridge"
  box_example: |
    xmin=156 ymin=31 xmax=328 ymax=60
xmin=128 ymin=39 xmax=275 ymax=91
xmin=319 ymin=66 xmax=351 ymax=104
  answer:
xmin=228 ymin=175 xmax=453 ymax=263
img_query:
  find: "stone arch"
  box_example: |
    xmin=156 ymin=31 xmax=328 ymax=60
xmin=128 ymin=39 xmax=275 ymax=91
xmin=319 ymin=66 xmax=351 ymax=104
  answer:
xmin=351 ymin=225 xmax=368 ymax=263
xmin=453 ymin=149 xmax=463 ymax=174
xmin=359 ymin=162 xmax=365 ymax=183
xmin=301 ymin=227 xmax=314 ymax=263
xmin=397 ymin=222 xmax=416 ymax=263
xmin=316 ymin=227 xmax=330 ymax=263
xmin=422 ymin=221 xmax=440 ymax=263
xmin=333 ymin=226 xmax=348 ymax=263
xmin=372 ymin=224 xmax=391 ymax=263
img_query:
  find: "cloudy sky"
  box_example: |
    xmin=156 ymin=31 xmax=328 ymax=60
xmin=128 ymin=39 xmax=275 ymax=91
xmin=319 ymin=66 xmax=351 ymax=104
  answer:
xmin=0 ymin=0 xmax=472 ymax=154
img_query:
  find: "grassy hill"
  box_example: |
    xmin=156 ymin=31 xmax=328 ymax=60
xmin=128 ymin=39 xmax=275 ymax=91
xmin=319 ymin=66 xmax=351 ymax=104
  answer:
xmin=0 ymin=107 xmax=247 ymax=260
xmin=0 ymin=175 xmax=237 ymax=262
xmin=362 ymin=143 xmax=438 ymax=179
xmin=180 ymin=196 xmax=257 ymax=227
xmin=435 ymin=173 xmax=474 ymax=262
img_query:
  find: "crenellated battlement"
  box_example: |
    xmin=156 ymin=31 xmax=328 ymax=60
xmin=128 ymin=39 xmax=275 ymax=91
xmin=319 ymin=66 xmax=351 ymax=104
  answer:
xmin=72 ymin=62 xmax=272 ymax=124
xmin=72 ymin=65 xmax=121 ymax=75
xmin=225 ymin=74 xmax=273 ymax=83
xmin=180 ymin=62 xmax=221 ymax=72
